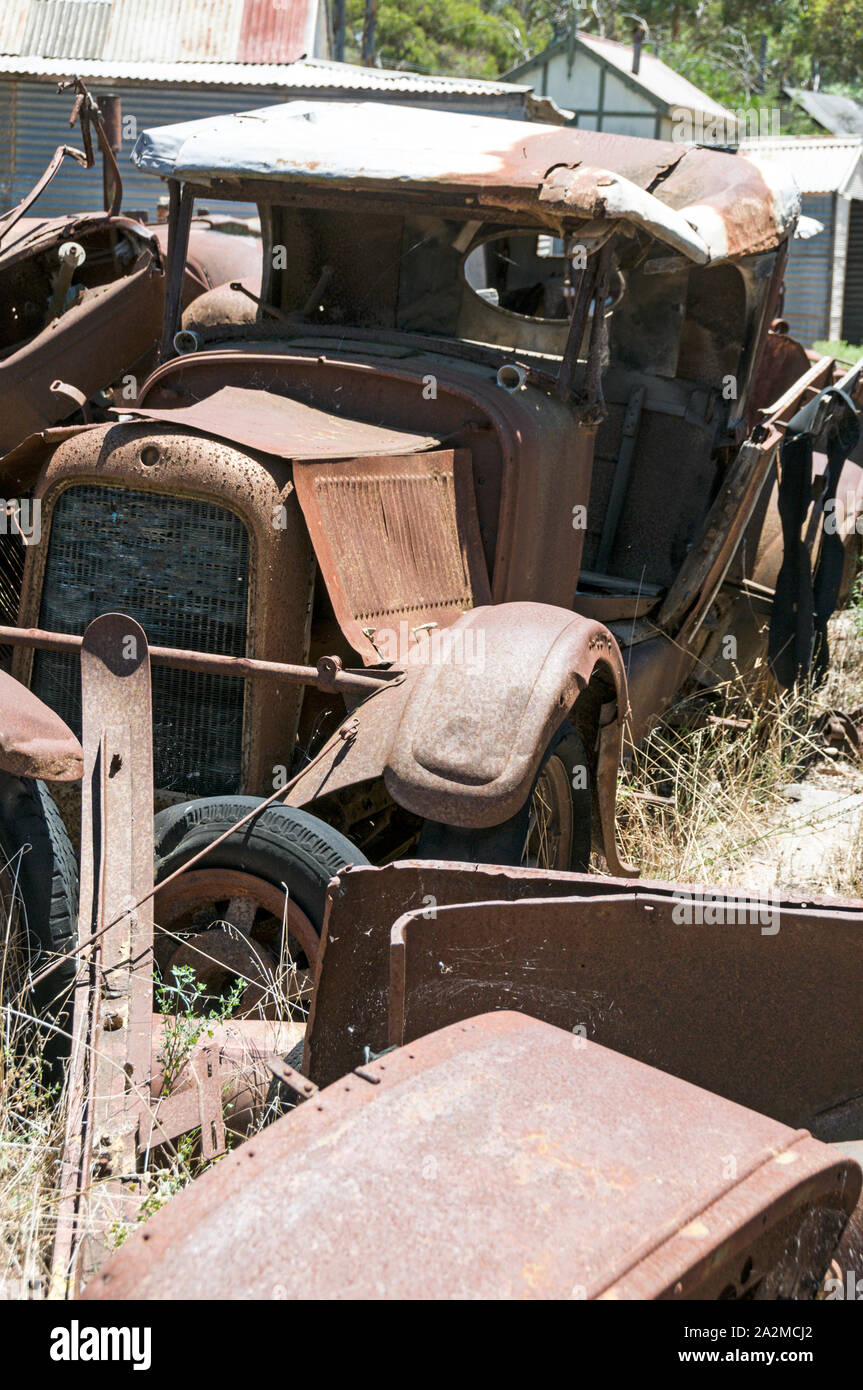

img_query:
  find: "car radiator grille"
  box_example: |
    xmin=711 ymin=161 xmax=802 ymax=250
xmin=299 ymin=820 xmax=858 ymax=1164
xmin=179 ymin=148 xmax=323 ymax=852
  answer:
xmin=32 ymin=485 xmax=249 ymax=797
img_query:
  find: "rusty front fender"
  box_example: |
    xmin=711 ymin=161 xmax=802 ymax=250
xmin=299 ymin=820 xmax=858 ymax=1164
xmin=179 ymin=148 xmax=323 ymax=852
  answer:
xmin=288 ymin=602 xmax=635 ymax=876
xmin=0 ymin=670 xmax=83 ymax=781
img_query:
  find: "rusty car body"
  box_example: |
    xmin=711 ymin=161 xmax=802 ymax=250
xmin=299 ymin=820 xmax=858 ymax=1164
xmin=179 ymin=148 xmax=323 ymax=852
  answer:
xmin=3 ymin=99 xmax=862 ymax=891
xmin=19 ymin=612 xmax=861 ymax=1302
xmin=3 ymin=100 xmax=861 ymax=1303
xmin=0 ymin=82 xmax=263 ymax=457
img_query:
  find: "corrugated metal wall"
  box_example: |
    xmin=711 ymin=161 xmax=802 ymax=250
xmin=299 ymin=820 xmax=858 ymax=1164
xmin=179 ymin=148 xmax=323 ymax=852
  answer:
xmin=3 ymin=78 xmax=543 ymax=222
xmin=842 ymin=200 xmax=863 ymax=346
xmin=0 ymin=84 xmax=14 ymax=209
xmin=782 ymin=193 xmax=835 ymax=348
xmin=3 ymin=80 xmax=285 ymax=218
xmin=100 ymin=0 xmax=245 ymax=63
xmin=238 ymin=0 xmax=314 ymax=63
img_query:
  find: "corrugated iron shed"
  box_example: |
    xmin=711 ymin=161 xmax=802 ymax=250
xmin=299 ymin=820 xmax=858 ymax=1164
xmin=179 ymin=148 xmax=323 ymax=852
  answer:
xmin=739 ymin=136 xmax=863 ymax=348
xmin=0 ymin=54 xmax=566 ymax=116
xmin=575 ymin=30 xmax=733 ymax=122
xmin=0 ymin=0 xmax=322 ymax=64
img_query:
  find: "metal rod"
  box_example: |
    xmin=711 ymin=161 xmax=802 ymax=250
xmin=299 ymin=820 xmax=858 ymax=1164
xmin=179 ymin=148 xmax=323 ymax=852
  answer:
xmin=160 ymin=181 xmax=194 ymax=360
xmin=0 ymin=624 xmax=392 ymax=694
xmin=556 ymin=252 xmax=599 ymax=401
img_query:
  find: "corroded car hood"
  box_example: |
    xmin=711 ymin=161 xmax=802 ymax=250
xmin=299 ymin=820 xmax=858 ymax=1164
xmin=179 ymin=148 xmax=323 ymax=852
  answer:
xmin=131 ymin=99 xmax=799 ymax=264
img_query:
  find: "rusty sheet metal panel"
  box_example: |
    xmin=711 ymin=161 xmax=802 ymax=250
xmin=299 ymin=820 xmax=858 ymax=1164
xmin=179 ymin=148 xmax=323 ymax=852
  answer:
xmin=122 ymin=386 xmax=441 ymax=462
xmin=385 ymin=895 xmax=863 ymax=1136
xmin=293 ymin=449 xmax=491 ymax=665
xmin=237 ymin=0 xmax=317 ymax=63
xmin=7 ymin=0 xmax=314 ymax=65
xmin=305 ymin=863 xmax=863 ymax=1140
xmin=83 ymin=1013 xmax=861 ymax=1301
xmin=0 ymin=669 xmax=82 ymax=780
xmin=305 ymin=860 xmax=659 ymax=1087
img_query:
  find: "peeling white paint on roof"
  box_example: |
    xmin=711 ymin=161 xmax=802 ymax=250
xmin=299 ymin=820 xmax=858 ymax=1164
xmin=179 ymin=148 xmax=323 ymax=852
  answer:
xmin=132 ymin=100 xmax=531 ymax=182
xmin=130 ymin=98 xmax=799 ymax=263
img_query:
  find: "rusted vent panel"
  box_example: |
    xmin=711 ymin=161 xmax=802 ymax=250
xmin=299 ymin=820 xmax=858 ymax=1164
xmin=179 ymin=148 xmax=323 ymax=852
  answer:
xmin=293 ymin=450 xmax=491 ymax=665
xmin=32 ymin=485 xmax=249 ymax=796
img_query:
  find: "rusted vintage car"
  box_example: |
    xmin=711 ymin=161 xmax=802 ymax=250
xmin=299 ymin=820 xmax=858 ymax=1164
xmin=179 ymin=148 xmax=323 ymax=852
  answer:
xmin=0 ymin=81 xmax=261 ymax=456
xmin=24 ymin=613 xmax=863 ymax=1300
xmin=2 ymin=100 xmax=863 ymax=993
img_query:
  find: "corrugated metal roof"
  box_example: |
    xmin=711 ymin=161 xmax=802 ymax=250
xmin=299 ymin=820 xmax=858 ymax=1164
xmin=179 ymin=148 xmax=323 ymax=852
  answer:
xmin=739 ymin=135 xmax=863 ymax=196
xmin=786 ymin=88 xmax=863 ymax=139
xmin=295 ymin=59 xmax=532 ymax=97
xmin=0 ymin=0 xmax=320 ymax=63
xmin=0 ymin=53 xmax=566 ymax=114
xmin=100 ymin=0 xmax=245 ymax=64
xmin=19 ymin=1 xmax=112 ymax=59
xmin=238 ymin=0 xmax=317 ymax=64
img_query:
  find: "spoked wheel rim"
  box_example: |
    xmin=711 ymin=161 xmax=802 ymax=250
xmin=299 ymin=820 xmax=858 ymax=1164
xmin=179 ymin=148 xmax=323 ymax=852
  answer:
xmin=522 ymin=754 xmax=574 ymax=871
xmin=154 ymin=868 xmax=318 ymax=1021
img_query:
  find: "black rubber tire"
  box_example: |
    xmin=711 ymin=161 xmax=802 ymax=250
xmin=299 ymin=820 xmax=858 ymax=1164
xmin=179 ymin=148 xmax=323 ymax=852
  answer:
xmin=0 ymin=771 xmax=79 ymax=1042
xmin=417 ymin=723 xmax=592 ymax=873
xmin=153 ymin=797 xmax=370 ymax=933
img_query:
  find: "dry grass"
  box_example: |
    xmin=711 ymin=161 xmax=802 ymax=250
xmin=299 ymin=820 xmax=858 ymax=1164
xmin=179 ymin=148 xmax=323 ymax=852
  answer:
xmin=0 ymin=1027 xmax=66 ymax=1300
xmin=1 ymin=884 xmax=307 ymax=1297
xmin=615 ymin=608 xmax=863 ymax=896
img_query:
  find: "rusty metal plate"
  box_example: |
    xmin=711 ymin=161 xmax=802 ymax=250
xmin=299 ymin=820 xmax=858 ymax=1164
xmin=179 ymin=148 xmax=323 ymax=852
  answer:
xmin=0 ymin=670 xmax=82 ymax=780
xmin=52 ymin=613 xmax=155 ymax=1294
xmin=306 ymin=863 xmax=863 ymax=1139
xmin=386 ymin=894 xmax=863 ymax=1137
xmin=118 ymin=385 xmax=441 ymax=461
xmin=83 ymin=1012 xmax=861 ymax=1301
xmin=305 ymin=861 xmax=661 ymax=1087
xmin=293 ymin=448 xmax=491 ymax=664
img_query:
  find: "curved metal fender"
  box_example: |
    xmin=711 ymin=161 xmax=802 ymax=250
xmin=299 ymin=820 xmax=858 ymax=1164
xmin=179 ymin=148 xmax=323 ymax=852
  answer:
xmin=0 ymin=670 xmax=83 ymax=781
xmin=385 ymin=603 xmax=631 ymax=855
xmin=287 ymin=602 xmax=636 ymax=876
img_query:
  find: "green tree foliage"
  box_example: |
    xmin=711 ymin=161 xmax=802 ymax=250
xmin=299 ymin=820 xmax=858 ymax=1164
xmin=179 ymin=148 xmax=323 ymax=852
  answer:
xmin=344 ymin=0 xmax=863 ymax=109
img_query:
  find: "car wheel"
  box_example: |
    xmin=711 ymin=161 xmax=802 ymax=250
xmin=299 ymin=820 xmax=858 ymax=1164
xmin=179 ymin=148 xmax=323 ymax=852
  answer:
xmin=0 ymin=772 xmax=79 ymax=1056
xmin=416 ymin=723 xmax=592 ymax=873
xmin=153 ymin=798 xmax=369 ymax=1019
